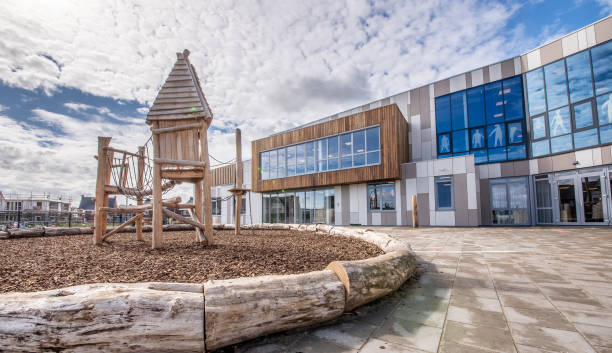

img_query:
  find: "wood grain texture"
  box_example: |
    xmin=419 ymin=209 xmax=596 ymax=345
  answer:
xmin=211 ymin=164 xmax=236 ymax=186
xmin=251 ymin=104 xmax=409 ymax=192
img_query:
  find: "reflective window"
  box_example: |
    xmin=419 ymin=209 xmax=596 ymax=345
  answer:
xmin=366 ymin=126 xmax=380 ymax=151
xmin=368 ymin=183 xmax=395 ymax=211
xmin=287 ymin=145 xmax=296 ymax=176
xmin=507 ymin=121 xmax=523 ymax=144
xmin=269 ymin=149 xmax=277 ymax=179
xmin=263 ymin=188 xmax=334 ymax=224
xmin=490 ymin=177 xmax=529 ymax=225
xmin=532 ymin=140 xmax=550 ymax=157
xmin=566 ymin=50 xmax=593 ymax=103
xmin=328 ymin=135 xmax=339 ymax=171
xmin=597 ymin=93 xmax=612 ymax=126
xmin=488 ymin=147 xmax=507 ymax=163
xmin=467 ymin=86 xmax=485 ymax=127
xmin=503 ymin=76 xmax=524 ymax=121
xmin=574 ymin=101 xmax=594 ymax=129
xmin=438 ymin=133 xmax=451 ymax=155
xmin=573 ymin=128 xmax=599 ymax=149
xmin=544 ymin=60 xmax=569 ymax=110
xmin=451 ymin=91 xmax=467 ymax=130
xmin=452 ymin=130 xmax=468 ymax=153
xmin=507 ymin=145 xmax=527 ymax=160
xmin=435 ymin=176 xmax=453 ymax=210
xmin=296 ymin=144 xmax=305 ymax=174
xmin=485 ymin=81 xmax=504 ymax=124
xmin=474 ymin=149 xmax=488 ymax=164
xmin=600 ymin=124 xmax=612 ymax=144
xmin=277 ymin=148 xmax=285 ymax=178
xmin=306 ymin=142 xmax=315 ymax=173
xmin=548 ymin=107 xmax=571 ymax=137
xmin=487 ymin=123 xmax=506 ymax=147
xmin=591 ymin=40 xmax=612 ymax=95
xmin=470 ymin=128 xmax=485 ymax=149
xmin=531 ymin=115 xmax=547 ymax=139
xmin=261 ymin=151 xmax=269 ymax=180
xmin=526 ymin=68 xmax=547 ymax=116
xmin=550 ymin=134 xmax=573 ymax=154
xmin=435 ymin=95 xmax=451 ymax=133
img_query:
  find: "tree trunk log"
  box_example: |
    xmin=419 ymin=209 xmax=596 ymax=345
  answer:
xmin=326 ymin=250 xmax=417 ymax=311
xmin=0 ymin=283 xmax=204 ymax=352
xmin=204 ymin=270 xmax=345 ymax=350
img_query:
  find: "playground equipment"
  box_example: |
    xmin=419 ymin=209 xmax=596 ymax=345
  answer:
xmin=94 ymin=49 xmax=214 ymax=248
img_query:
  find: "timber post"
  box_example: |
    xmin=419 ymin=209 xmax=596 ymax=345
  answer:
xmin=412 ymin=195 xmax=418 ymax=228
xmin=152 ymin=123 xmax=163 ymax=249
xmin=201 ymin=118 xmax=214 ymax=245
xmin=234 ymin=128 xmax=242 ymax=235
xmin=94 ymin=137 xmax=112 ymax=245
xmin=136 ymin=146 xmax=145 ymax=241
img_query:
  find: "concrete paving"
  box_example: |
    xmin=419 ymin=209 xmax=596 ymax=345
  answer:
xmin=223 ymin=227 xmax=612 ymax=353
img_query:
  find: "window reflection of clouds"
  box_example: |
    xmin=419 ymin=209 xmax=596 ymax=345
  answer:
xmin=544 ymin=60 xmax=569 ymax=110
xmin=566 ymin=50 xmax=593 ymax=103
xmin=527 ymin=69 xmax=546 ymax=116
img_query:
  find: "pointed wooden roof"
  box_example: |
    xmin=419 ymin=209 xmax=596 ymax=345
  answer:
xmin=146 ymin=49 xmax=213 ymax=124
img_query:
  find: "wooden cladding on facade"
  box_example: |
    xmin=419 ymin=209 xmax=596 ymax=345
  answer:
xmin=251 ymin=104 xmax=409 ymax=192
xmin=212 ymin=164 xmax=236 ymax=186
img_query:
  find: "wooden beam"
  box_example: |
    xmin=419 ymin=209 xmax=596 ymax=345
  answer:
xmin=154 ymin=158 xmax=206 ymax=168
xmin=151 ymin=123 xmax=202 ymax=135
xmin=187 ymin=208 xmax=206 ymax=243
xmin=152 ymin=122 xmax=163 ymax=249
xmin=162 ymin=207 xmax=205 ymax=231
xmin=234 ymin=128 xmax=243 ymax=236
xmin=94 ymin=137 xmax=112 ymax=245
xmin=412 ymin=195 xmax=418 ymax=228
xmin=105 ymin=180 xmax=176 ymax=197
xmin=200 ymin=119 xmax=214 ymax=244
xmin=102 ymin=146 xmax=140 ymax=157
xmin=136 ymin=146 xmax=145 ymax=241
xmin=161 ymin=168 xmax=204 ymax=180
xmin=102 ymin=214 xmax=143 ymax=241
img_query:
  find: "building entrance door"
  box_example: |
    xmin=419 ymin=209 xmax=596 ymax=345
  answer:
xmin=556 ymin=177 xmax=578 ymax=224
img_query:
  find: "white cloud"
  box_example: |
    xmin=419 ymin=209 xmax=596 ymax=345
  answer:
xmin=0 ymin=104 xmax=6 ymax=112
xmin=596 ymin=0 xmax=612 ymax=14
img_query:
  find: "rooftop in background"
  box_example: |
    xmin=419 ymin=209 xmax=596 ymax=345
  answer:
xmin=1 ymin=192 xmax=72 ymax=203
xmin=78 ymin=196 xmax=116 ymax=211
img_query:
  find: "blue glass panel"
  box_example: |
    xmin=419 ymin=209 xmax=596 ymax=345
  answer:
xmin=474 ymin=149 xmax=488 ymax=164
xmin=306 ymin=157 xmax=315 ymax=173
xmin=317 ymin=161 xmax=327 ymax=172
xmin=438 ymin=133 xmax=451 ymax=154
xmin=600 ymin=124 xmax=612 ymax=144
xmin=452 ymin=130 xmax=468 ymax=153
xmin=287 ymin=165 xmax=295 ymax=177
xmin=269 ymin=150 xmax=277 ymax=179
xmin=316 ymin=140 xmax=326 ymax=161
xmin=573 ymin=101 xmax=594 ymax=129
xmin=436 ymin=178 xmax=452 ymax=209
xmin=488 ymin=147 xmax=507 ymax=162
xmin=597 ymin=94 xmax=612 ymax=126
xmin=296 ymin=144 xmax=305 ymax=174
xmin=327 ymin=136 xmax=339 ymax=158
xmin=306 ymin=142 xmax=314 ymax=158
xmin=341 ymin=156 xmax=352 ymax=168
xmin=544 ymin=60 xmax=569 ymax=110
xmin=261 ymin=152 xmax=269 ymax=180
xmin=566 ymin=50 xmax=593 ymax=103
xmin=435 ymin=96 xmax=452 ymax=132
xmin=353 ymin=130 xmax=365 ymax=154
xmin=532 ymin=115 xmax=547 ymax=139
xmin=451 ymin=91 xmax=468 ymax=130
xmin=367 ymin=151 xmax=380 ymax=165
xmin=507 ymin=121 xmax=523 ymax=144
xmin=340 ymin=133 xmax=352 ymax=156
xmin=328 ymin=158 xmax=339 ymax=170
xmin=574 ymin=128 xmax=599 ymax=149
xmin=278 ymin=148 xmax=286 ymax=169
xmin=592 ymin=40 xmax=612 ymax=95
xmin=366 ymin=126 xmax=380 ymax=151
xmin=548 ymin=107 xmax=571 ymax=137
xmin=485 ymin=81 xmax=504 ymax=123
xmin=503 ymin=76 xmax=524 ymax=121
xmin=487 ymin=123 xmax=506 ymax=147
xmin=467 ymin=86 xmax=485 ymax=127
xmin=470 ymin=128 xmax=485 ymax=149
xmin=526 ymin=68 xmax=546 ymax=116
xmin=354 ymin=153 xmax=365 ymax=166
xmin=507 ymin=145 xmax=527 ymax=160
xmin=532 ymin=140 xmax=550 ymax=157
xmin=550 ymin=134 xmax=573 ymax=153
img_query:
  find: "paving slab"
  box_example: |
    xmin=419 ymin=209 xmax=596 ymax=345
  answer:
xmin=442 ymin=321 xmax=516 ymax=352
xmin=359 ymin=338 xmax=428 ymax=353
xmin=371 ymin=317 xmax=442 ymax=352
xmin=509 ymin=322 xmax=597 ymax=353
xmin=503 ymin=306 xmax=574 ymax=330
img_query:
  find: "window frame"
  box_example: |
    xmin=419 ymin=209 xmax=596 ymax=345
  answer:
xmin=367 ymin=182 xmax=396 ymax=212
xmin=434 ymin=176 xmax=454 ymax=210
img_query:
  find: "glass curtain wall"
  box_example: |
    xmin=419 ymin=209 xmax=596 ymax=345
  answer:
xmin=490 ymin=177 xmax=529 ymax=225
xmin=527 ymin=40 xmax=612 ymax=157
xmin=262 ymin=188 xmax=335 ymax=224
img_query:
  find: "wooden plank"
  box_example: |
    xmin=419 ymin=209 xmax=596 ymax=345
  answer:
xmin=103 ymin=146 xmax=140 ymax=157
xmin=146 ymin=114 xmax=206 ymax=121
xmin=153 ymin=97 xmax=201 ymax=104
xmin=153 ymin=124 xmax=200 ymax=138
xmin=161 ymin=168 xmax=203 ymax=180
xmin=102 ymin=214 xmax=143 ymax=241
xmin=94 ymin=137 xmax=112 ymax=245
xmin=148 ymin=107 xmax=205 ymax=116
xmin=154 ymin=158 xmax=206 ymax=168
xmin=234 ymin=128 xmax=242 ymax=235
xmin=136 ymin=146 xmax=145 ymax=241
xmin=152 ymin=122 xmax=163 ymax=249
xmin=150 ymin=102 xmax=204 ymax=111
xmin=161 ymin=80 xmax=197 ymax=89
xmin=200 ymin=120 xmax=214 ymax=244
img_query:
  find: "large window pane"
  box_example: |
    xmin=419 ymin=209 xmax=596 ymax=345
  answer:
xmin=325 ymin=189 xmax=335 ymax=224
xmin=566 ymin=50 xmax=594 ymax=103
xmin=297 ymin=192 xmax=305 ymax=223
xmin=451 ymin=91 xmax=468 ymax=130
xmin=592 ymin=40 xmax=612 ymax=95
xmin=503 ymin=76 xmax=524 ymax=121
xmin=366 ymin=151 xmax=380 ymax=165
xmin=597 ymin=94 xmax=612 ymax=126
xmin=328 ymin=136 xmax=339 ymax=158
xmin=315 ymin=190 xmax=325 ymax=223
xmin=550 ymin=134 xmax=573 ymax=153
xmin=305 ymin=191 xmax=313 ymax=224
xmin=435 ymin=176 xmax=453 ymax=209
xmin=491 ymin=184 xmax=507 ymax=209
xmin=316 ymin=139 xmax=326 ymax=162
xmin=531 ymin=115 xmax=547 ymax=139
xmin=574 ymin=101 xmax=595 ymax=129
xmin=487 ymin=123 xmax=506 ymax=147
xmin=277 ymin=148 xmax=285 ymax=177
xmin=488 ymin=147 xmax=507 ymax=162
xmin=573 ymin=128 xmax=599 ymax=149
xmin=296 ymin=144 xmax=306 ymax=174
xmin=600 ymin=124 xmax=612 ymax=144
xmin=341 ymin=156 xmax=352 ymax=169
xmin=452 ymin=129 xmax=468 ymax=153
xmin=286 ymin=193 xmax=295 ymax=223
xmin=368 ymin=185 xmax=380 ymax=210
xmin=366 ymin=126 xmax=380 ymax=151
xmin=548 ymin=107 xmax=571 ymax=137
xmin=544 ymin=60 xmax=569 ymax=110
xmin=507 ymin=121 xmax=523 ymax=144
xmin=485 ymin=81 xmax=504 ymax=124
xmin=269 ymin=149 xmax=277 ymax=179
xmin=306 ymin=142 xmax=315 ymax=173
xmin=435 ymin=96 xmax=452 ymax=132
xmin=467 ymin=86 xmax=485 ymax=127
xmin=532 ymin=140 xmax=550 ymax=157
xmin=353 ymin=153 xmax=365 ymax=167
xmin=507 ymin=145 xmax=526 ymax=160
xmin=474 ymin=149 xmax=488 ymax=164
xmin=286 ymin=145 xmax=296 ymax=176
xmin=328 ymin=157 xmax=339 ymax=170
xmin=263 ymin=194 xmax=270 ymax=223
xmin=340 ymin=133 xmax=352 ymax=156
xmin=526 ymin=68 xmax=547 ymax=116
xmin=470 ymin=128 xmax=485 ymax=149
xmin=353 ymin=130 xmax=365 ymax=154
xmin=438 ymin=133 xmax=451 ymax=154
xmin=508 ymin=182 xmax=528 ymax=209
xmin=261 ymin=152 xmax=269 ymax=180
xmin=381 ymin=184 xmax=395 ymax=210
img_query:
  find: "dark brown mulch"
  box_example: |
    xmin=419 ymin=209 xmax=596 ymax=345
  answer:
xmin=0 ymin=229 xmax=383 ymax=293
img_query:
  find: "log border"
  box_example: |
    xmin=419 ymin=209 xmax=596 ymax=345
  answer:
xmin=0 ymin=224 xmax=417 ymax=352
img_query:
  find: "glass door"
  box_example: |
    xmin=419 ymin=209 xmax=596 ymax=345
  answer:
xmin=556 ymin=177 xmax=579 ymax=224
xmin=580 ymin=172 xmax=609 ymax=225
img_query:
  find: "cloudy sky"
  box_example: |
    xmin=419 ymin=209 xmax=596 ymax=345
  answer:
xmin=0 ymin=0 xmax=610 ymax=205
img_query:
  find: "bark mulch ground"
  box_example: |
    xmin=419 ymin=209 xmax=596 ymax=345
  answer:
xmin=0 ymin=229 xmax=383 ymax=293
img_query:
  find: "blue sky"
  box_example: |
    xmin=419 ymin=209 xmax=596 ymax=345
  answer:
xmin=0 ymin=0 xmax=609 ymax=205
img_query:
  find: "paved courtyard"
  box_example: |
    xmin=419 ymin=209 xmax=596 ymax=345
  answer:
xmin=225 ymin=226 xmax=612 ymax=353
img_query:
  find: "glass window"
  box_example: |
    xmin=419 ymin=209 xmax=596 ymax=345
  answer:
xmin=367 ymin=151 xmax=380 ymax=165
xmin=297 ymin=192 xmax=305 ymax=223
xmin=574 ymin=101 xmax=595 ymax=129
xmin=452 ymin=129 xmax=468 ymax=153
xmin=503 ymin=76 xmax=524 ymax=121
xmin=277 ymin=148 xmax=285 ymax=178
xmin=435 ymin=95 xmax=451 ymax=133
xmin=508 ymin=145 xmax=527 ymax=160
xmin=451 ymin=91 xmax=468 ymax=130
xmin=591 ymin=40 xmax=612 ymax=96
xmin=532 ymin=115 xmax=547 ymax=139
xmin=286 ymin=145 xmax=296 ymax=176
xmin=470 ymin=128 xmax=485 ymax=149
xmin=548 ymin=106 xmax=571 ymax=137
xmin=325 ymin=189 xmax=335 ymax=224
xmin=490 ymin=177 xmax=529 ymax=225
xmin=438 ymin=133 xmax=451 ymax=155
xmin=354 ymin=153 xmax=365 ymax=166
xmin=532 ymin=140 xmax=550 ymax=157
xmin=487 ymin=123 xmax=506 ymax=147
xmin=597 ymin=93 xmax=612 ymax=126
xmin=573 ymin=128 xmax=599 ymax=149
xmin=535 ymin=176 xmax=553 ymax=224
xmin=566 ymin=50 xmax=593 ymax=103
xmin=366 ymin=126 xmax=380 ymax=151
xmin=474 ymin=149 xmax=488 ymax=164
xmin=368 ymin=185 xmax=380 ymax=210
xmin=381 ymin=184 xmax=395 ymax=210
xmin=341 ymin=156 xmax=352 ymax=168
xmin=550 ymin=134 xmax=573 ymax=154
xmin=296 ymin=144 xmax=306 ymax=174
xmin=600 ymin=124 xmax=612 ymax=144
xmin=269 ymin=149 xmax=277 ymax=179
xmin=467 ymin=86 xmax=485 ymax=127
xmin=316 ymin=139 xmax=327 ymax=161
xmin=488 ymin=147 xmax=507 ymax=162
xmin=353 ymin=130 xmax=365 ymax=154
xmin=306 ymin=142 xmax=315 ymax=173
xmin=328 ymin=136 xmax=339 ymax=171
xmin=507 ymin=121 xmax=523 ymax=144
xmin=485 ymin=81 xmax=504 ymax=124
xmin=340 ymin=133 xmax=352 ymax=156
xmin=315 ymin=190 xmax=325 ymax=223
xmin=544 ymin=60 xmax=569 ymax=110
xmin=261 ymin=152 xmax=269 ymax=180
xmin=305 ymin=191 xmax=313 ymax=224
xmin=435 ymin=176 xmax=453 ymax=210
xmin=526 ymin=68 xmax=547 ymax=116
xmin=368 ymin=183 xmax=395 ymax=211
